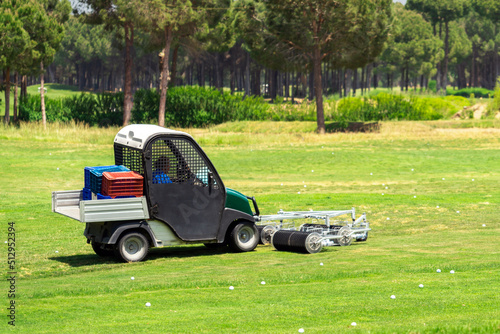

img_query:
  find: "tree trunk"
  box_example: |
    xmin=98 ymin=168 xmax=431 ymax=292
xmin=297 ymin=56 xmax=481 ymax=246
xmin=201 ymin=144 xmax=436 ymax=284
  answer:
xmin=41 ymin=62 xmax=46 ymax=129
xmin=123 ymin=21 xmax=134 ymax=126
xmin=443 ymin=21 xmax=449 ymax=92
xmin=13 ymin=72 xmax=18 ymax=121
xmin=244 ymin=52 xmax=250 ymax=97
xmin=3 ymin=67 xmax=10 ymax=124
xmin=21 ymin=75 xmax=27 ymax=98
xmin=308 ymin=68 xmax=314 ymax=101
xmin=158 ymin=25 xmax=174 ymax=127
xmin=353 ymin=68 xmax=358 ymax=97
xmin=170 ymin=44 xmax=179 ymax=87
xmin=313 ymin=47 xmax=325 ymax=134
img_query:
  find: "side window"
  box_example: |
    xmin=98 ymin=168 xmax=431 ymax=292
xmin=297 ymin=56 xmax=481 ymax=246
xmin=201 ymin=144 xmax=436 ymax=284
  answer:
xmin=150 ymin=138 xmax=213 ymax=186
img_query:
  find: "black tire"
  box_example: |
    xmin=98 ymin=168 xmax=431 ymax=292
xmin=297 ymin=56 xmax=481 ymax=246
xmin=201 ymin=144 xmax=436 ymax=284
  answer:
xmin=228 ymin=222 xmax=259 ymax=252
xmin=355 ymin=232 xmax=369 ymax=242
xmin=91 ymin=241 xmax=114 ymax=257
xmin=115 ymin=232 xmax=149 ymax=262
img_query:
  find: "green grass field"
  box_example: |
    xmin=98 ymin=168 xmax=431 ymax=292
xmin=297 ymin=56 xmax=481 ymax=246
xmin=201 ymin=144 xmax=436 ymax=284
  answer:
xmin=0 ymin=121 xmax=499 ymax=333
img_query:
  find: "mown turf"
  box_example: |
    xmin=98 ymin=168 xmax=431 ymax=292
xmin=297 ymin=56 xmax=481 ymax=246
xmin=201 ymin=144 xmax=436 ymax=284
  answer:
xmin=0 ymin=121 xmax=499 ymax=333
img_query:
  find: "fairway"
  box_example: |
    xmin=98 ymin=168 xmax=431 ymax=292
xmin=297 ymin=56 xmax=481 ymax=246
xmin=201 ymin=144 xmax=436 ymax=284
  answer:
xmin=0 ymin=121 xmax=499 ymax=333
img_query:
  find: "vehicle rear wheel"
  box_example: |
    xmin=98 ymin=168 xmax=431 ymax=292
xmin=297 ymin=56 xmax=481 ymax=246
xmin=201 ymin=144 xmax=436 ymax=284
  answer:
xmin=91 ymin=241 xmax=114 ymax=257
xmin=115 ymin=232 xmax=149 ymax=262
xmin=228 ymin=222 xmax=259 ymax=252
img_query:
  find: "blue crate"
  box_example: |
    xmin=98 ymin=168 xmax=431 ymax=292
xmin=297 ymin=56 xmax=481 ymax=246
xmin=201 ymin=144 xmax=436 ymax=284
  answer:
xmin=82 ymin=187 xmax=92 ymax=201
xmin=84 ymin=165 xmax=129 ymax=194
xmin=96 ymin=193 xmax=135 ymax=200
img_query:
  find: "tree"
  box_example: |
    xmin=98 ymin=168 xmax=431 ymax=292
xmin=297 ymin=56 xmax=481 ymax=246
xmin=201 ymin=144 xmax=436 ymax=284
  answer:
xmin=77 ymin=0 xmax=144 ymax=126
xmin=407 ymin=0 xmax=469 ymax=92
xmin=139 ymin=0 xmax=218 ymax=127
xmin=0 ymin=0 xmax=30 ymax=124
xmin=378 ymin=3 xmax=442 ymax=91
xmin=236 ymin=0 xmax=392 ymax=133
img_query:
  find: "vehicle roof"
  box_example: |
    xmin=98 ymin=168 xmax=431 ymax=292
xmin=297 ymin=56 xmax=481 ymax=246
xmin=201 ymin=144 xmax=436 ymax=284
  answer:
xmin=114 ymin=124 xmax=193 ymax=149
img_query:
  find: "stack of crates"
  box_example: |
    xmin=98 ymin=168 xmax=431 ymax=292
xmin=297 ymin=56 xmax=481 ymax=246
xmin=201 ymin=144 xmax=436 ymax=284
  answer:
xmin=82 ymin=165 xmax=130 ymax=200
xmin=101 ymin=171 xmax=144 ymax=198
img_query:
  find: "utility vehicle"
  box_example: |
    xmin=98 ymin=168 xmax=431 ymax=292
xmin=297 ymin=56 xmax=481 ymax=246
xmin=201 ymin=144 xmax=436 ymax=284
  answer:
xmin=53 ymin=124 xmax=261 ymax=262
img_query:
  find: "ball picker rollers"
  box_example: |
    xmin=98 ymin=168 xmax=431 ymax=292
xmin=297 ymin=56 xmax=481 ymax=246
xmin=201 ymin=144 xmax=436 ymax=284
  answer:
xmin=256 ymin=208 xmax=371 ymax=254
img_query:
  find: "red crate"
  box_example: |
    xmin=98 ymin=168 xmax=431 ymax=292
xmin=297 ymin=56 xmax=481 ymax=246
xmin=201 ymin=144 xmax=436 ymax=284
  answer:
xmin=101 ymin=171 xmax=144 ymax=198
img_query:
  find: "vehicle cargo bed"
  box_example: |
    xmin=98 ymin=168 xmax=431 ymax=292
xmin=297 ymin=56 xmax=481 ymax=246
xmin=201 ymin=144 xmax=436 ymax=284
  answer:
xmin=52 ymin=190 xmax=150 ymax=223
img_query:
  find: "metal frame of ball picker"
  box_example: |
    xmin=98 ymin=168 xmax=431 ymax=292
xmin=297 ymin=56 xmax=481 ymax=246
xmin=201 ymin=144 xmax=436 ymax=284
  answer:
xmin=256 ymin=208 xmax=371 ymax=247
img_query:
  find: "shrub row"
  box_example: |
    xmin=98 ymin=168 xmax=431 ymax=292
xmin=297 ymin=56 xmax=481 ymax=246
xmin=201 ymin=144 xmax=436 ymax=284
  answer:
xmin=446 ymin=87 xmax=494 ymax=98
xmin=18 ymin=86 xmax=471 ymax=127
xmin=19 ymin=92 xmax=123 ymax=126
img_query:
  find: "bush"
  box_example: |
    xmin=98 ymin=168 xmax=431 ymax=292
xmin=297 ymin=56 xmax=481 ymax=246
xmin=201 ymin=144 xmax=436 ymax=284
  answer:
xmin=428 ymin=80 xmax=437 ymax=93
xmin=19 ymin=93 xmax=123 ymax=126
xmin=446 ymin=87 xmax=494 ymax=99
xmin=132 ymin=86 xmax=270 ymax=127
xmin=486 ymin=79 xmax=500 ymax=117
xmin=19 ymin=95 xmax=72 ymax=122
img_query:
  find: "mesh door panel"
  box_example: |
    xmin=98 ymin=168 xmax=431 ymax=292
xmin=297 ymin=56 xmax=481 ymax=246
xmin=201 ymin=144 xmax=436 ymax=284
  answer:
xmin=151 ymin=138 xmax=213 ymax=186
xmin=114 ymin=144 xmax=144 ymax=174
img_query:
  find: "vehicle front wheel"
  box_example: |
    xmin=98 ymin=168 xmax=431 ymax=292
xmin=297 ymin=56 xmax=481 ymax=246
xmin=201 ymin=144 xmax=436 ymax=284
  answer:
xmin=228 ymin=222 xmax=259 ymax=252
xmin=115 ymin=232 xmax=149 ymax=262
xmin=91 ymin=241 xmax=114 ymax=257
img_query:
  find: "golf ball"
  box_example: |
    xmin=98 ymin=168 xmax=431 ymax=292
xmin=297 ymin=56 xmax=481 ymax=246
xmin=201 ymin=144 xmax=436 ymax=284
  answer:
xmin=385 ymin=187 xmax=388 ymax=189
xmin=437 ymin=269 xmax=441 ymax=273
xmin=419 ymin=284 xmax=424 ymax=288
xmin=442 ymin=178 xmax=445 ymax=180
xmin=311 ymin=170 xmax=314 ymax=173
xmin=370 ymin=173 xmax=373 ymax=175
xmin=437 ymin=206 xmax=440 ymax=208
xmin=382 ymin=193 xmax=384 ymax=196
xmin=261 ymin=281 xmax=266 ymax=285
xmin=391 ymin=295 xmax=396 ymax=299
xmin=450 ymin=270 xmax=455 ymax=274
xmin=55 ymin=251 xmax=59 ymax=253
xmin=298 ymin=329 xmax=304 ymax=333
xmin=387 ymin=218 xmax=390 ymax=220
xmin=411 ymin=169 xmax=414 ymax=171
xmin=457 ymin=211 xmax=460 ymax=213
xmin=229 ymin=286 xmax=234 ymax=290
xmin=320 ymin=263 xmax=324 ymax=266
xmin=57 ymin=168 xmax=60 ymax=170
xmin=351 ymin=322 xmax=357 ymax=327
xmin=145 ymin=302 xmax=151 ymax=307
xmin=482 ymin=224 xmax=486 ymax=227
xmin=472 ymin=179 xmax=475 ymax=181
xmin=414 ymin=196 xmax=417 ymax=198
xmin=131 ymin=277 xmax=135 ymax=280
xmin=298 ymin=192 xmax=301 ymax=194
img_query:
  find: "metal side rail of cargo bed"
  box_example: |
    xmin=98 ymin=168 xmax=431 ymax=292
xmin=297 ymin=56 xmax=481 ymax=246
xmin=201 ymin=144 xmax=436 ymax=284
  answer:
xmin=255 ymin=208 xmax=371 ymax=248
xmin=52 ymin=190 xmax=150 ymax=223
